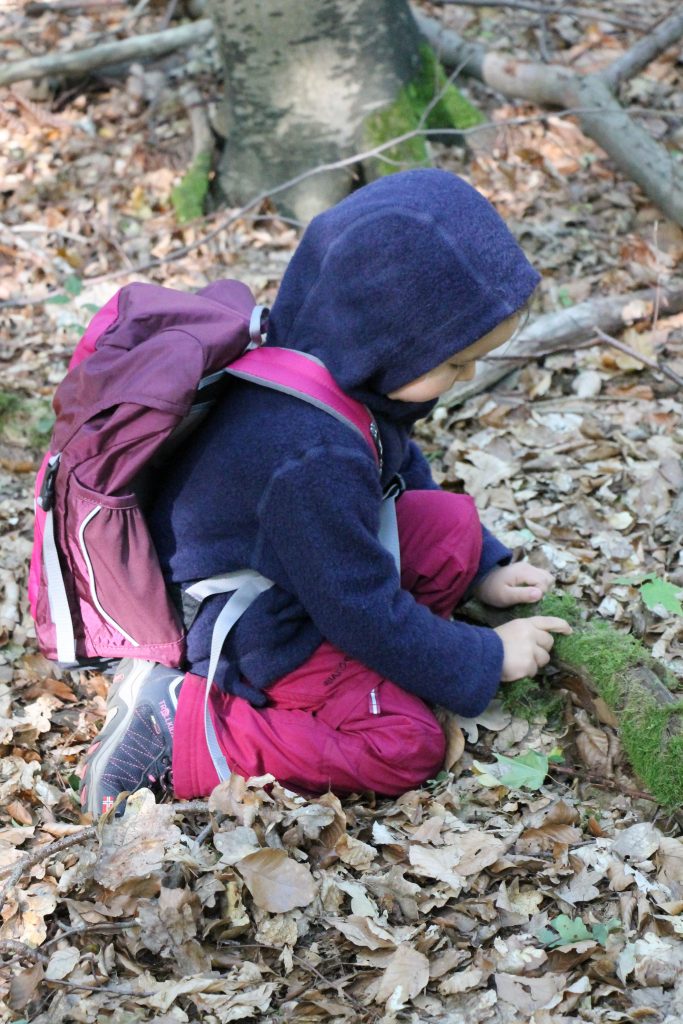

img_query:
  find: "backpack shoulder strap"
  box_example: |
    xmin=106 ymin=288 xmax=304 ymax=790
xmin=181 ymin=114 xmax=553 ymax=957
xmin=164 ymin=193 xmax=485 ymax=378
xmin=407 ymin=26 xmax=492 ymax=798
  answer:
xmin=225 ymin=346 xmax=381 ymax=466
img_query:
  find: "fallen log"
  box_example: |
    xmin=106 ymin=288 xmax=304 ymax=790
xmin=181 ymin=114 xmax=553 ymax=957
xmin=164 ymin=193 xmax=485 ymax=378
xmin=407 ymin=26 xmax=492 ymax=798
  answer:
xmin=442 ymin=282 xmax=683 ymax=407
xmin=466 ymin=594 xmax=683 ymax=808
xmin=414 ymin=8 xmax=683 ymax=225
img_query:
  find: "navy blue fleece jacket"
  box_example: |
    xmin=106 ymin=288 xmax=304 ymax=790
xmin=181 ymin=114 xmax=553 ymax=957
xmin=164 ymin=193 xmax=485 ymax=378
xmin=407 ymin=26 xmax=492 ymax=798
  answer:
xmin=149 ymin=169 xmax=540 ymax=717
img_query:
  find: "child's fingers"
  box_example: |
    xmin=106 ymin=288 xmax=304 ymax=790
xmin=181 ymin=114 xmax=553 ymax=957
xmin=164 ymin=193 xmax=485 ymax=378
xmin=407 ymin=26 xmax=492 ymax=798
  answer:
xmin=530 ymin=616 xmax=573 ymax=635
xmin=505 ymin=585 xmax=543 ymax=603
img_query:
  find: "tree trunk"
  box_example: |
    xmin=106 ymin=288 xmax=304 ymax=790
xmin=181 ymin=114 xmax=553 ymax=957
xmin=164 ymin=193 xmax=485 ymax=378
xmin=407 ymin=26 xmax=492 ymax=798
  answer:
xmin=208 ymin=0 xmax=424 ymax=220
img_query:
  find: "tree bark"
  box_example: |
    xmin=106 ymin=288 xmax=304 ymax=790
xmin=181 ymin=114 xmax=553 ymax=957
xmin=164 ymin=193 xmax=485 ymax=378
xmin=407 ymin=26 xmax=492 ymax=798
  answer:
xmin=414 ymin=9 xmax=683 ymax=226
xmin=442 ymin=283 xmax=683 ymax=406
xmin=208 ymin=0 xmax=424 ymax=220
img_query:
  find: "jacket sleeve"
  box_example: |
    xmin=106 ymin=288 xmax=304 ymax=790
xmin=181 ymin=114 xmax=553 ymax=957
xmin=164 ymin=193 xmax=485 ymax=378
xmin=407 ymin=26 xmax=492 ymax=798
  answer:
xmin=398 ymin=438 xmax=513 ymax=585
xmin=257 ymin=443 xmax=503 ymax=717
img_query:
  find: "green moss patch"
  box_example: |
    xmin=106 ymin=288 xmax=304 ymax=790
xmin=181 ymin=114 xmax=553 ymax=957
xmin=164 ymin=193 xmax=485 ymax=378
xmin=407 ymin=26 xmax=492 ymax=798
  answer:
xmin=501 ymin=675 xmax=565 ymax=728
xmin=364 ymin=44 xmax=484 ymax=175
xmin=511 ymin=593 xmax=683 ymax=807
xmin=171 ymin=150 xmax=212 ymax=225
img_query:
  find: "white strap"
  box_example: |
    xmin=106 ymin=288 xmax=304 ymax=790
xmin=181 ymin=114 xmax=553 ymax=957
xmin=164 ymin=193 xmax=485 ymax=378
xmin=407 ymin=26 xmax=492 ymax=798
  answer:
xmin=202 ymin=574 xmax=274 ymax=781
xmin=185 ymin=569 xmax=267 ymax=602
xmin=42 ymin=508 xmax=76 ymax=664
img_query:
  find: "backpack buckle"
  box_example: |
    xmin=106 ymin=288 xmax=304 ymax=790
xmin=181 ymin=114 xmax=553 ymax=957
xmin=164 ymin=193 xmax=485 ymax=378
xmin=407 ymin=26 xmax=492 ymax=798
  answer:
xmin=38 ymin=453 xmax=61 ymax=512
xmin=248 ymin=305 xmax=270 ymax=346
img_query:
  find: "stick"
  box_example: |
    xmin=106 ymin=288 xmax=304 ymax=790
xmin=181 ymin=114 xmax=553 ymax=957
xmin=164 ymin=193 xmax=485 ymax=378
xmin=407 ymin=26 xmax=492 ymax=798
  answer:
xmin=0 ymin=20 xmax=213 ymax=88
xmin=592 ymin=326 xmax=683 ymax=388
xmin=432 ymin=0 xmax=646 ymax=31
xmin=442 ymin=284 xmax=683 ymax=407
xmin=0 ymin=827 xmax=97 ymax=906
xmin=413 ymin=9 xmax=683 ymax=225
xmin=603 ymin=9 xmax=683 ymax=92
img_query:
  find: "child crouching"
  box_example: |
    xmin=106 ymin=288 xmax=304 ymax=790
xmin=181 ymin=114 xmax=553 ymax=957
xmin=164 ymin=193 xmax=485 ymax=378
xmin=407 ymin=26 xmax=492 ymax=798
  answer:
xmin=81 ymin=168 xmax=571 ymax=816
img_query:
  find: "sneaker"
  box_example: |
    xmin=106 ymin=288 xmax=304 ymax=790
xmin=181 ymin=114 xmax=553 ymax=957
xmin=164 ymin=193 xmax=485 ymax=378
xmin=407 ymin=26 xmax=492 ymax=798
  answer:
xmin=80 ymin=659 xmax=184 ymax=819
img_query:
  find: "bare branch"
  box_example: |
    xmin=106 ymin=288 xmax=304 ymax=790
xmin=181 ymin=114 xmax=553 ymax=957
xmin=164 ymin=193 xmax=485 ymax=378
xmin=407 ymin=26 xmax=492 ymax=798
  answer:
xmin=0 ymin=20 xmax=213 ymax=88
xmin=602 ymin=8 xmax=683 ymax=91
xmin=592 ymin=326 xmax=683 ymax=388
xmin=432 ymin=0 xmax=646 ymax=31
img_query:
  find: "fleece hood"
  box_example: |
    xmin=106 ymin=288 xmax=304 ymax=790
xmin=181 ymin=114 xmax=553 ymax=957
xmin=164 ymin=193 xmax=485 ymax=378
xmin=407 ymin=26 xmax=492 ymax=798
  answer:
xmin=267 ymin=168 xmax=540 ymax=422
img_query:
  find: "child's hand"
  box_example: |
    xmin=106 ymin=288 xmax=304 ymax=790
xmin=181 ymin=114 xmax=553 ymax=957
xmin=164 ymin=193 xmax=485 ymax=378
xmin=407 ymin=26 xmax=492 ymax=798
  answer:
xmin=494 ymin=616 xmax=573 ymax=681
xmin=472 ymin=563 xmax=554 ymax=608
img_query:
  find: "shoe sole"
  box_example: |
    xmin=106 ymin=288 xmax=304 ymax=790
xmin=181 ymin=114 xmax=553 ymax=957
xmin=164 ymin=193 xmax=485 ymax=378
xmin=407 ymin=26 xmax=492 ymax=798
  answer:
xmin=81 ymin=658 xmax=160 ymax=817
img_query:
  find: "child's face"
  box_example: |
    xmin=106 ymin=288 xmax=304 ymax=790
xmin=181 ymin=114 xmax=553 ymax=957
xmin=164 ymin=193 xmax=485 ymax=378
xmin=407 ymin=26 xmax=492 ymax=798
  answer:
xmin=387 ymin=312 xmax=521 ymax=403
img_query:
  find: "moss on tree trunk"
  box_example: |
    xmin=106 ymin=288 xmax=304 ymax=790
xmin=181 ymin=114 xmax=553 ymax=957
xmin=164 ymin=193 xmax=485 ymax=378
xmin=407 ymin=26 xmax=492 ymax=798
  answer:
xmin=363 ymin=44 xmax=484 ymax=177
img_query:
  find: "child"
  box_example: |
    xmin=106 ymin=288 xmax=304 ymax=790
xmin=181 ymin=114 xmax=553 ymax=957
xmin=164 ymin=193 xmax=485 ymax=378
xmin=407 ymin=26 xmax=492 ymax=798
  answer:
xmin=81 ymin=169 xmax=571 ymax=816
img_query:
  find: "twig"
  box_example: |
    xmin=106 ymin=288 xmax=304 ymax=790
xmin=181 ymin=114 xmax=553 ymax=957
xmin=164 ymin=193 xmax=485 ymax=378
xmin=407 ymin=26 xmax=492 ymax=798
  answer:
xmin=168 ymin=800 xmax=210 ymax=814
xmin=432 ymin=0 xmax=646 ymax=30
xmin=46 ymin=978 xmax=155 ymax=996
xmin=603 ymin=9 xmax=683 ymax=92
xmin=0 ymin=826 xmax=97 ymax=905
xmin=550 ymin=764 xmax=657 ymax=803
xmin=592 ymin=326 xmax=683 ymax=388
xmin=42 ymin=920 xmax=135 ymax=951
xmin=0 ymin=940 xmax=49 ymax=963
xmin=26 ymin=0 xmax=127 ymax=12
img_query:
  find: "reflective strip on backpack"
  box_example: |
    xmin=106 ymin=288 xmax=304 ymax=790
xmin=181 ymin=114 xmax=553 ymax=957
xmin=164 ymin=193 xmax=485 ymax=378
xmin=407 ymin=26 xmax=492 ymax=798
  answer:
xmin=42 ymin=508 xmax=76 ymax=664
xmin=188 ymin=572 xmax=274 ymax=782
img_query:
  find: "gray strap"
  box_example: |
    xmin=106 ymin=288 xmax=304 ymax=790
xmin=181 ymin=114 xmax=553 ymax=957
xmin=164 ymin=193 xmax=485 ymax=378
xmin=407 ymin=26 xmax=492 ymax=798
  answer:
xmin=379 ymin=497 xmax=400 ymax=574
xmin=202 ymin=575 xmax=274 ymax=781
xmin=42 ymin=508 xmax=76 ymax=664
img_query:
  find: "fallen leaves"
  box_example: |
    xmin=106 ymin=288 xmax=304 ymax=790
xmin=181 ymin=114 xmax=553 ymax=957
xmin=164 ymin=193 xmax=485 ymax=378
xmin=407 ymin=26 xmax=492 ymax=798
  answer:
xmin=237 ymin=848 xmax=316 ymax=913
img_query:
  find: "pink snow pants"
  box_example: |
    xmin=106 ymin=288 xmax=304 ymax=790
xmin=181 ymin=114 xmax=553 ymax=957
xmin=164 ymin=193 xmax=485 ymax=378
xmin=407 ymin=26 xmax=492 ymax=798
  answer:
xmin=173 ymin=490 xmax=483 ymax=799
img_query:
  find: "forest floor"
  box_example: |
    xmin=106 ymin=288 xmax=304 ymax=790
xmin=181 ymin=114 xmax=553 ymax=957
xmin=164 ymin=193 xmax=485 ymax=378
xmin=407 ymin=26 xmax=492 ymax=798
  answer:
xmin=0 ymin=1 xmax=683 ymax=1022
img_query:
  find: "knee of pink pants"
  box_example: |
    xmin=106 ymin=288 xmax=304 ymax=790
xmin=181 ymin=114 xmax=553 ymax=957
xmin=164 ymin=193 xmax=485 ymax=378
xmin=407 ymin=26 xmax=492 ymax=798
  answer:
xmin=397 ymin=489 xmax=483 ymax=616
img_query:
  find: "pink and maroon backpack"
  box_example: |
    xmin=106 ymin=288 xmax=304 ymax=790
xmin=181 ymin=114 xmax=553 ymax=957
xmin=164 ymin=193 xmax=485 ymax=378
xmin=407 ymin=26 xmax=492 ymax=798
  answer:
xmin=28 ymin=279 xmax=386 ymax=674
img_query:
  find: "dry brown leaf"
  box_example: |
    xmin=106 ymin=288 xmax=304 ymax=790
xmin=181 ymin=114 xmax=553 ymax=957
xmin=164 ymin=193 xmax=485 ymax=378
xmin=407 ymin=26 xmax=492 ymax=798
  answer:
xmin=519 ymin=824 xmax=583 ymax=852
xmin=496 ymin=971 xmax=568 ymax=1013
xmin=612 ymin=822 xmax=661 ymax=863
xmin=93 ymin=789 xmax=181 ymax=891
xmin=574 ymin=710 xmax=614 ymax=776
xmin=336 ymin=833 xmax=377 ymax=869
xmin=213 ymin=825 xmax=260 ymax=866
xmin=44 ymin=946 xmax=80 ymax=981
xmin=657 ymin=836 xmax=683 ymax=887
xmin=438 ymin=966 xmax=485 ymax=995
xmin=408 ymin=844 xmax=465 ymax=894
xmin=374 ymin=942 xmax=430 ymax=1006
xmin=237 ymin=848 xmax=316 ymax=913
xmin=329 ymin=914 xmax=397 ymax=950
xmin=441 ymin=712 xmax=465 ymax=769
xmin=8 ymin=963 xmax=43 ymax=1011
xmin=446 ymin=829 xmax=509 ymax=876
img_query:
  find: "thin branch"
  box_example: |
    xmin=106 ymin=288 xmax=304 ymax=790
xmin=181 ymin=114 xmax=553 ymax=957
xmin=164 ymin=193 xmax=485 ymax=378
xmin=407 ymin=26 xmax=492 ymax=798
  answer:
xmin=0 ymin=940 xmax=49 ymax=963
xmin=0 ymin=827 xmax=97 ymax=906
xmin=602 ymin=9 xmax=683 ymax=92
xmin=46 ymin=977 xmax=155 ymax=996
xmin=550 ymin=764 xmax=657 ymax=803
xmin=432 ymin=0 xmax=646 ymax=31
xmin=592 ymin=326 xmax=683 ymax=387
